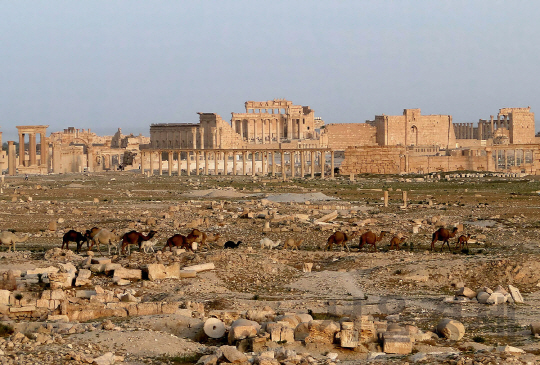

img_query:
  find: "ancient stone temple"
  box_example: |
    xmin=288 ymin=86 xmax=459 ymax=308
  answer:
xmin=16 ymin=125 xmax=49 ymax=174
xmin=150 ymin=99 xmax=322 ymax=150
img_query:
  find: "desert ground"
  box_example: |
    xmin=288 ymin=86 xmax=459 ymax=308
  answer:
xmin=1 ymin=171 xmax=540 ymax=364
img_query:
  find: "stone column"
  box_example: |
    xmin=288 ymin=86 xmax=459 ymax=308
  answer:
xmin=311 ymin=151 xmax=315 ymax=178
xmin=52 ymin=143 xmax=61 ymax=174
xmin=223 ymin=152 xmax=228 ymax=175
xmin=290 ymin=152 xmax=295 ymax=178
xmin=261 ymin=121 xmax=265 ymax=143
xmin=195 ymin=151 xmax=200 ymax=175
xmin=168 ymin=152 xmax=173 ymax=176
xmin=300 ymin=150 xmax=305 ymax=177
xmin=191 ymin=128 xmax=197 ymax=149
xmin=281 ymin=151 xmax=285 ymax=177
xmin=199 ymin=129 xmax=205 ymax=149
xmin=402 ymin=191 xmax=408 ymax=208
xmin=384 ymin=190 xmax=389 ymax=207
xmin=331 ymin=151 xmax=335 ymax=178
xmin=158 ymin=152 xmax=163 ymax=175
xmin=185 ymin=152 xmax=190 ymax=176
xmin=8 ymin=141 xmax=16 ymax=175
xmin=233 ymin=152 xmax=237 ymax=175
xmin=268 ymin=119 xmax=272 ymax=141
xmin=141 ymin=152 xmax=145 ymax=174
xmin=40 ymin=133 xmax=48 ymax=166
xmin=204 ymin=151 xmax=209 ymax=175
xmin=253 ymin=122 xmax=258 ymax=144
xmin=214 ymin=152 xmax=219 ymax=175
xmin=276 ymin=120 xmax=280 ymax=142
xmin=87 ymin=147 xmax=93 ymax=173
xmin=320 ymin=151 xmax=325 ymax=178
xmin=287 ymin=118 xmax=293 ymax=139
xmin=252 ymin=151 xmax=256 ymax=176
xmin=19 ymin=133 xmax=25 ymax=166
xmin=240 ymin=121 xmax=244 ymax=141
xmin=262 ymin=152 xmax=266 ymax=174
xmin=487 ymin=150 xmax=494 ymax=171
xmin=149 ymin=152 xmax=154 ymax=176
xmin=504 ymin=150 xmax=508 ymax=169
xmin=242 ymin=151 xmax=247 ymax=175
xmin=271 ymin=152 xmax=276 ymax=176
xmin=211 ymin=128 xmax=217 ymax=149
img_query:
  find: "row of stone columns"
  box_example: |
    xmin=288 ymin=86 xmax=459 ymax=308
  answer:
xmin=141 ymin=149 xmax=335 ymax=178
xmin=494 ymin=149 xmax=534 ymax=169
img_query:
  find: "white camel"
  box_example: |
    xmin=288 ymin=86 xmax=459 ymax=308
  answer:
xmin=90 ymin=229 xmax=121 ymax=255
xmin=0 ymin=231 xmax=29 ymax=252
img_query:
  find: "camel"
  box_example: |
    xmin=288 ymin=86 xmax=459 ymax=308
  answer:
xmin=431 ymin=227 xmax=459 ymax=251
xmin=283 ymin=238 xmax=304 ymax=251
xmin=0 ymin=231 xmax=29 ymax=252
xmin=389 ymin=236 xmax=406 ymax=250
xmin=62 ymin=230 xmax=88 ymax=252
xmin=89 ymin=229 xmax=121 ymax=255
xmin=359 ymin=231 xmax=388 ymax=252
xmin=79 ymin=227 xmax=101 ymax=253
xmin=141 ymin=239 xmax=158 ymax=253
xmin=260 ymin=238 xmax=281 ymax=249
xmin=186 ymin=229 xmax=207 ymax=248
xmin=206 ymin=233 xmax=221 ymax=245
xmin=326 ymin=231 xmax=353 ymax=251
xmin=120 ymin=230 xmax=157 ymax=254
xmin=224 ymin=241 xmax=242 ymax=249
xmin=456 ymin=233 xmax=471 ymax=251
xmin=164 ymin=234 xmax=196 ymax=252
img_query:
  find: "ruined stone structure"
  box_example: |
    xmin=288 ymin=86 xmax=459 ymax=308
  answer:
xmin=140 ymin=147 xmax=335 ymax=179
xmin=454 ymin=107 xmax=535 ymax=145
xmin=16 ymin=125 xmax=49 ymax=174
xmin=366 ymin=109 xmax=456 ymax=148
xmin=150 ymin=99 xmax=322 ymax=151
xmin=4 ymin=126 xmax=149 ymax=175
xmin=0 ymin=130 xmax=6 ymax=173
xmin=341 ymin=144 xmax=540 ymax=175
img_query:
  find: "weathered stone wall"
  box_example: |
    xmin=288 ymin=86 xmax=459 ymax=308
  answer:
xmin=340 ymin=146 xmax=405 ymax=175
xmin=322 ymin=123 xmax=376 ymax=150
xmin=341 ymin=145 xmax=540 ymax=174
xmin=369 ymin=109 xmax=456 ymax=148
xmin=507 ymin=109 xmax=535 ymax=144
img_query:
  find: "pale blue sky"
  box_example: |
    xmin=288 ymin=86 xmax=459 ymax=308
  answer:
xmin=1 ymin=1 xmax=539 ymax=141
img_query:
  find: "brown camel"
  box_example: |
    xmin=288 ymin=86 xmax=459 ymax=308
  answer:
xmin=456 ymin=233 xmax=471 ymax=251
xmin=359 ymin=231 xmax=387 ymax=252
xmin=62 ymin=230 xmax=88 ymax=252
xmin=186 ymin=229 xmax=207 ymax=248
xmin=120 ymin=230 xmax=157 ymax=254
xmin=164 ymin=234 xmax=195 ymax=251
xmin=389 ymin=236 xmax=407 ymax=250
xmin=431 ymin=227 xmax=459 ymax=251
xmin=325 ymin=231 xmax=352 ymax=251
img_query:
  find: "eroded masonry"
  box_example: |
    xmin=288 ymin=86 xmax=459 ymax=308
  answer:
xmin=2 ymin=101 xmax=540 ymax=175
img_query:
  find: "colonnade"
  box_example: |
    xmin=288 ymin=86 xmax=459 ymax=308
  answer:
xmin=491 ymin=148 xmax=534 ymax=170
xmin=140 ymin=149 xmax=335 ymax=178
xmin=16 ymin=125 xmax=48 ymax=169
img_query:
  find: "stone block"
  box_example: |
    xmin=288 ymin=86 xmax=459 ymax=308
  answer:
xmin=304 ymin=320 xmax=340 ymax=344
xmin=436 ymin=318 xmax=465 ymax=340
xmin=508 ymin=285 xmax=524 ymax=304
xmin=486 ymin=292 xmax=507 ymax=305
xmin=455 ymin=287 xmax=476 ymax=299
xmin=530 ymin=322 xmax=540 ymax=335
xmin=340 ymin=329 xmax=359 ymax=348
xmin=50 ymin=289 xmax=66 ymax=300
xmin=47 ymin=314 xmax=70 ymax=322
xmin=315 ymin=210 xmax=338 ymax=223
xmin=219 ymin=345 xmax=247 ymax=363
xmin=10 ymin=305 xmax=36 ymax=312
xmin=228 ymin=318 xmax=260 ymax=344
xmin=476 ymin=291 xmax=490 ymax=304
xmin=146 ymin=263 xmax=181 ymax=281
xmin=91 ymin=257 xmax=111 ymax=265
xmin=0 ymin=290 xmax=10 ymax=305
xmin=76 ymin=290 xmax=97 ymax=299
xmin=383 ymin=332 xmax=412 ymax=354
xmin=113 ymin=268 xmax=142 ymax=280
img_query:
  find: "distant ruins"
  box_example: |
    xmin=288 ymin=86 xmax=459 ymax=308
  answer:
xmin=3 ymin=126 xmax=149 ymax=175
xmin=2 ymin=101 xmax=539 ymax=176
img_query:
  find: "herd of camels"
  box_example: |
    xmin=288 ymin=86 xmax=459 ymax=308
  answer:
xmin=1 ymin=225 xmax=471 ymax=254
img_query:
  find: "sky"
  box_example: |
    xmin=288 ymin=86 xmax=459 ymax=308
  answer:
xmin=1 ymin=1 xmax=540 ymax=142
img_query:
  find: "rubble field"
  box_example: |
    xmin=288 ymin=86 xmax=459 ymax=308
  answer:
xmin=0 ymin=171 xmax=540 ymax=365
